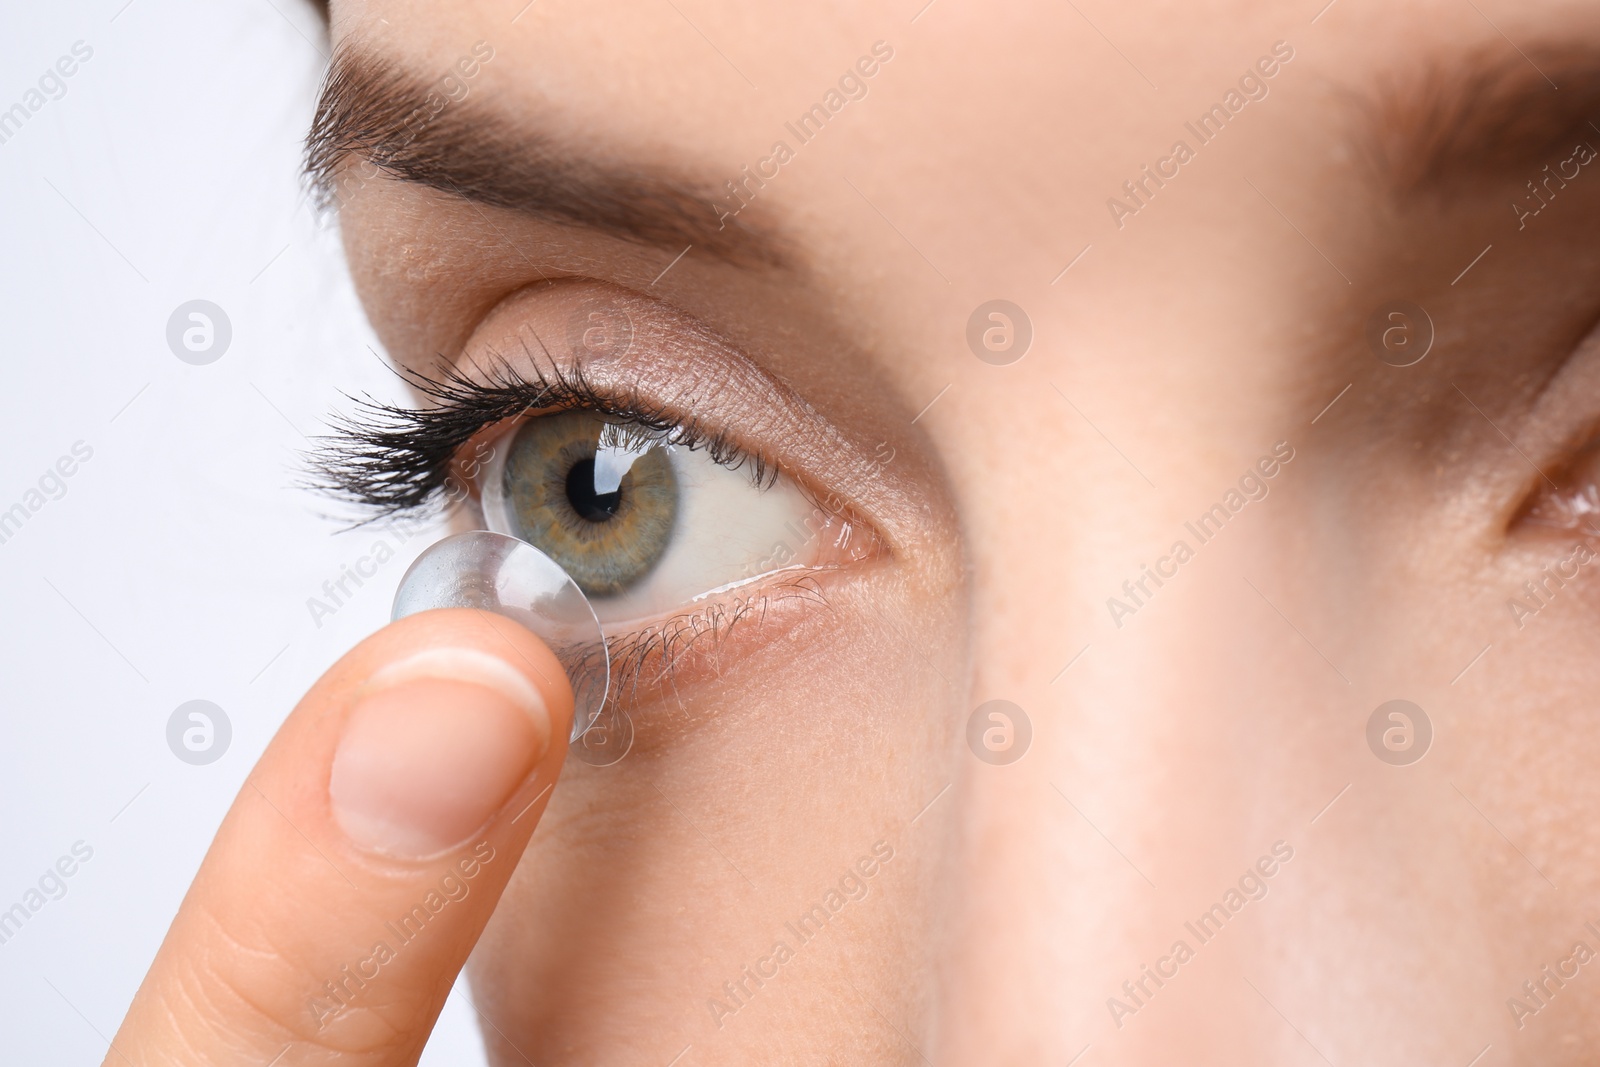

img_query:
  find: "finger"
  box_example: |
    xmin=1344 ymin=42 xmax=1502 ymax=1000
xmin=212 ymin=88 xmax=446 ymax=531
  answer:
xmin=107 ymin=607 xmax=574 ymax=1067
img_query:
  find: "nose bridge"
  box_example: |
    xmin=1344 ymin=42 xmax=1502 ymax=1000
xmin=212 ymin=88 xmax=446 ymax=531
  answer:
xmin=935 ymin=478 xmax=1294 ymax=1059
xmin=927 ymin=344 xmax=1497 ymax=1061
xmin=918 ymin=299 xmax=1275 ymax=1034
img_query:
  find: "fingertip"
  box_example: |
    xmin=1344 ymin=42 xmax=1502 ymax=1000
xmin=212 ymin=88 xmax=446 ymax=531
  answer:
xmin=325 ymin=609 xmax=575 ymax=858
xmin=331 ymin=676 xmax=546 ymax=857
xmin=353 ymin=607 xmax=577 ymax=741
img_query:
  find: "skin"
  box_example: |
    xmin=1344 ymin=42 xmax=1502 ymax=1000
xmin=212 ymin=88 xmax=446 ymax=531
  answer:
xmin=114 ymin=0 xmax=1600 ymax=1063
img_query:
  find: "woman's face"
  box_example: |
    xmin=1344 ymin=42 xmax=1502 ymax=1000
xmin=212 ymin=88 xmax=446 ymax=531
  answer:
xmin=321 ymin=0 xmax=1600 ymax=1061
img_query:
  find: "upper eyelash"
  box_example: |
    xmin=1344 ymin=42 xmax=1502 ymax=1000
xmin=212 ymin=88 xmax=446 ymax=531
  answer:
xmin=308 ymin=351 xmax=776 ymax=523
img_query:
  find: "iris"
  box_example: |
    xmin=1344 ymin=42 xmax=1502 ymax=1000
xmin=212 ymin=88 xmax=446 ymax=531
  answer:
xmin=499 ymin=411 xmax=678 ymax=597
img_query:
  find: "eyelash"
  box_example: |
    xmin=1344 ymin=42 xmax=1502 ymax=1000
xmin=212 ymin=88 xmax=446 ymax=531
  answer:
xmin=310 ymin=353 xmax=776 ymax=522
xmin=593 ymin=575 xmax=828 ymax=711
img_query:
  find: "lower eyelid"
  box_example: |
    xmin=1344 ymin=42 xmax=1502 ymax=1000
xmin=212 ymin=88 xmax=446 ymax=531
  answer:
xmin=592 ymin=573 xmax=835 ymax=717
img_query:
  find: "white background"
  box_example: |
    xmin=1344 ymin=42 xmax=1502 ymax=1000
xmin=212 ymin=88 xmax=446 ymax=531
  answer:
xmin=0 ymin=2 xmax=486 ymax=1061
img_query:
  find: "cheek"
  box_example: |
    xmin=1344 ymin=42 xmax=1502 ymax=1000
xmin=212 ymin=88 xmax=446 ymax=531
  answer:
xmin=467 ymin=562 xmax=967 ymax=1059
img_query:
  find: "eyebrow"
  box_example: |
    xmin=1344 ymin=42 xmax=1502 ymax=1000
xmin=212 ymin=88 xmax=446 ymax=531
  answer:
xmin=304 ymin=50 xmax=787 ymax=269
xmin=1364 ymin=45 xmax=1600 ymax=195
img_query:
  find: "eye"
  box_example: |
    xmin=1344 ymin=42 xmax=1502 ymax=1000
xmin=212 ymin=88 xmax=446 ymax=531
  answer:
xmin=476 ymin=409 xmax=864 ymax=624
xmin=308 ymin=332 xmax=889 ymax=665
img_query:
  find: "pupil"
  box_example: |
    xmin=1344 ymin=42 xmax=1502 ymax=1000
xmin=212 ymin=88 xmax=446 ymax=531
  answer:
xmin=565 ymin=456 xmax=623 ymax=522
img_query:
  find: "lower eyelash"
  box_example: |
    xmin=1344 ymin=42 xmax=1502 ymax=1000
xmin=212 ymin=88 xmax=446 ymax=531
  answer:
xmin=595 ymin=575 xmax=829 ymax=712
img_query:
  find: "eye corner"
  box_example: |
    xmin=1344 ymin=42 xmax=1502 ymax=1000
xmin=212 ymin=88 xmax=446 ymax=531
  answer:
xmin=1508 ymin=435 xmax=1600 ymax=539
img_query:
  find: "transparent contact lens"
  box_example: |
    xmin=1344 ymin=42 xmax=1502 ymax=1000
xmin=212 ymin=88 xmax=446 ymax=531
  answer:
xmin=392 ymin=531 xmax=610 ymax=741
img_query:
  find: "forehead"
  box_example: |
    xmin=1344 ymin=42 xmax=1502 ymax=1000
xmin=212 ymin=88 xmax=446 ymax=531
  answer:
xmin=323 ymin=0 xmax=1600 ymax=410
xmin=329 ymin=0 xmax=1599 ymax=247
xmin=328 ymin=2 xmax=1582 ymax=119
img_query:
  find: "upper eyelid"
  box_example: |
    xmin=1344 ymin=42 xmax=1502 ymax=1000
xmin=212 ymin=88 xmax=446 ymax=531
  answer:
xmin=468 ymin=284 xmax=895 ymax=500
xmin=1496 ymin=328 xmax=1600 ymax=486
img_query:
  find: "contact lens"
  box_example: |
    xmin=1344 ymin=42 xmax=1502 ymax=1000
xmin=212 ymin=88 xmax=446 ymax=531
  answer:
xmin=392 ymin=531 xmax=610 ymax=741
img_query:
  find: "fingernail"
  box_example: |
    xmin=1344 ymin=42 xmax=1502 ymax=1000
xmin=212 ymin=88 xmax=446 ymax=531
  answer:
xmin=331 ymin=648 xmax=551 ymax=858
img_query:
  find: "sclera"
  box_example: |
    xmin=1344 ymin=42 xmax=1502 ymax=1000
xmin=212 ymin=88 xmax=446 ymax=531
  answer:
xmin=392 ymin=531 xmax=610 ymax=741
